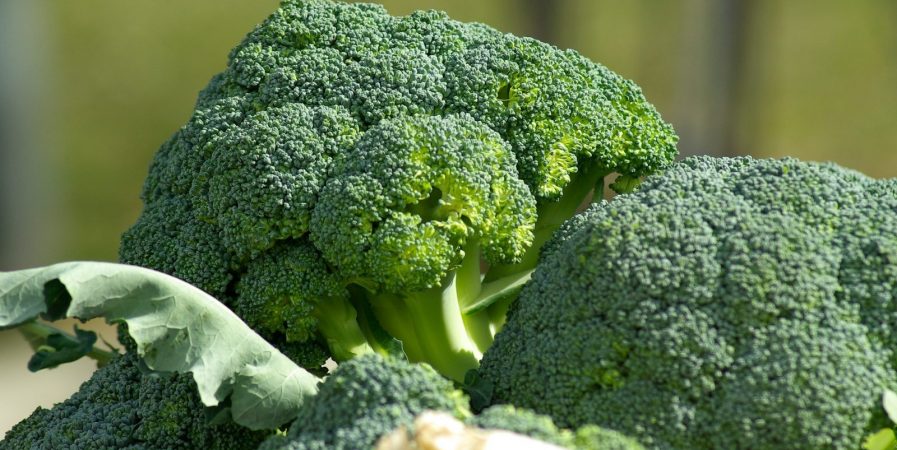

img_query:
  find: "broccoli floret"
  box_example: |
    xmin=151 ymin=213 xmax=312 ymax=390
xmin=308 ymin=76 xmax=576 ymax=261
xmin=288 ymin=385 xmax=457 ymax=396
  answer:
xmin=573 ymin=425 xmax=646 ymax=450
xmin=469 ymin=405 xmax=575 ymax=447
xmin=469 ymin=405 xmax=644 ymax=450
xmin=309 ymin=114 xmax=536 ymax=379
xmin=119 ymin=196 xmax=234 ymax=297
xmin=260 ymin=353 xmax=470 ymax=450
xmin=119 ymin=0 xmax=676 ymax=382
xmin=479 ymin=156 xmax=897 ymax=449
xmin=235 ymin=239 xmax=362 ymax=363
xmin=0 ymin=353 xmax=268 ymax=449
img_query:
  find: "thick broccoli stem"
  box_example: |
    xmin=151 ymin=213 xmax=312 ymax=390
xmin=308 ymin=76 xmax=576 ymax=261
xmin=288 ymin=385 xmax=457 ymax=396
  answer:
xmin=459 ymin=268 xmax=534 ymax=336
xmin=484 ymin=164 xmax=608 ymax=282
xmin=455 ymin=240 xmax=483 ymax=305
xmin=402 ymin=275 xmax=482 ymax=382
xmin=454 ymin=240 xmax=496 ymax=352
xmin=368 ymin=291 xmax=426 ymax=361
xmin=313 ymin=296 xmax=375 ymax=362
xmin=369 ymin=264 xmax=483 ymax=381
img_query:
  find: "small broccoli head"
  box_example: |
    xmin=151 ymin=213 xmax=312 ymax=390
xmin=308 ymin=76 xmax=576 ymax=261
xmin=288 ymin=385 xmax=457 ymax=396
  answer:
xmin=311 ymin=114 xmax=536 ymax=293
xmin=0 ymin=354 xmax=268 ymax=450
xmin=232 ymin=238 xmax=346 ymax=373
xmin=119 ymin=196 xmax=234 ymax=297
xmin=479 ymin=156 xmax=897 ymax=449
xmin=235 ymin=238 xmax=345 ymax=345
xmin=261 ymin=353 xmax=470 ymax=450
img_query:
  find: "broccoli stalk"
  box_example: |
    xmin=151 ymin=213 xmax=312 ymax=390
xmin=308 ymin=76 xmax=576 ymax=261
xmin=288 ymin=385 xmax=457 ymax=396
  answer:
xmin=312 ymin=295 xmax=374 ymax=361
xmin=381 ymin=275 xmax=482 ymax=381
xmin=364 ymin=241 xmax=488 ymax=381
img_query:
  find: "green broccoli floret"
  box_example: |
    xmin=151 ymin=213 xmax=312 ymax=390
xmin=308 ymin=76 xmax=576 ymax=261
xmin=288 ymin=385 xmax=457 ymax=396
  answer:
xmin=260 ymin=353 xmax=470 ymax=450
xmin=470 ymin=405 xmax=575 ymax=447
xmin=0 ymin=353 xmax=268 ymax=449
xmin=478 ymin=156 xmax=897 ymax=449
xmin=573 ymin=425 xmax=647 ymax=450
xmin=234 ymin=238 xmax=362 ymax=365
xmin=470 ymin=405 xmax=645 ymax=450
xmin=309 ymin=114 xmax=537 ymax=378
xmin=119 ymin=0 xmax=676 ymax=382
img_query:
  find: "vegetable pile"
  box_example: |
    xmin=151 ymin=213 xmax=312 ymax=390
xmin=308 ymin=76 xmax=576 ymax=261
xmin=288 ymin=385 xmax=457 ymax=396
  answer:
xmin=1 ymin=1 xmax=894 ymax=449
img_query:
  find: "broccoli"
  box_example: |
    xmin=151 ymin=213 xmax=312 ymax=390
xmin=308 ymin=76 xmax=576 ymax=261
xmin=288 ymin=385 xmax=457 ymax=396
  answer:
xmin=470 ymin=405 xmax=645 ymax=450
xmin=0 ymin=353 xmax=269 ymax=449
xmin=119 ymin=0 xmax=677 ymax=381
xmin=572 ymin=426 xmax=647 ymax=450
xmin=478 ymin=156 xmax=897 ymax=449
xmin=259 ymin=353 xmax=470 ymax=450
xmin=469 ymin=405 xmax=575 ymax=447
xmin=260 ymin=353 xmax=640 ymax=450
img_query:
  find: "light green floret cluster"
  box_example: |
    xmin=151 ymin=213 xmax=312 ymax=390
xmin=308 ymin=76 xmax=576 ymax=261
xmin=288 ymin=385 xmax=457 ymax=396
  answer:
xmin=119 ymin=0 xmax=677 ymax=380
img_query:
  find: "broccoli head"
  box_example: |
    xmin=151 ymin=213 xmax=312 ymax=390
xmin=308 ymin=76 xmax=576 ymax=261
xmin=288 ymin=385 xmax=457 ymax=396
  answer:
xmin=0 ymin=353 xmax=268 ymax=449
xmin=259 ymin=353 xmax=470 ymax=450
xmin=479 ymin=156 xmax=897 ymax=449
xmin=119 ymin=0 xmax=677 ymax=380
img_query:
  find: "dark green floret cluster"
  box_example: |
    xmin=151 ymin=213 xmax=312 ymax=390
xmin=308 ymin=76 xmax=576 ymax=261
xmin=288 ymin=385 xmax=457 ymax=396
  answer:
xmin=258 ymin=354 xmax=646 ymax=450
xmin=118 ymin=0 xmax=677 ymax=380
xmin=259 ymin=353 xmax=470 ymax=450
xmin=0 ymin=354 xmax=267 ymax=450
xmin=479 ymin=156 xmax=897 ymax=449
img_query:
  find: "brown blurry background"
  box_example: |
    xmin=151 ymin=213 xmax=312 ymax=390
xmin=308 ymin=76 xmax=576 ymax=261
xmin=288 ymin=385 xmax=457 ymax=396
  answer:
xmin=1 ymin=0 xmax=896 ymax=436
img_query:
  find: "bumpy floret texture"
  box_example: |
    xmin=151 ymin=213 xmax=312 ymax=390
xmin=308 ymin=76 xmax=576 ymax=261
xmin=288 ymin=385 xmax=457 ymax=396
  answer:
xmin=235 ymin=239 xmax=343 ymax=344
xmin=259 ymin=353 xmax=470 ymax=450
xmin=0 ymin=354 xmax=268 ymax=450
xmin=469 ymin=405 xmax=645 ymax=450
xmin=119 ymin=0 xmax=676 ymax=365
xmin=479 ymin=156 xmax=897 ymax=449
xmin=572 ymin=425 xmax=647 ymax=450
xmin=311 ymin=114 xmax=536 ymax=292
xmin=469 ymin=405 xmax=575 ymax=447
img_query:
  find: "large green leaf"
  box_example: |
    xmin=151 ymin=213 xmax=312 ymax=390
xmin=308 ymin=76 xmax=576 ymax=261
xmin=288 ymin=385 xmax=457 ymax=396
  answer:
xmin=0 ymin=261 xmax=320 ymax=430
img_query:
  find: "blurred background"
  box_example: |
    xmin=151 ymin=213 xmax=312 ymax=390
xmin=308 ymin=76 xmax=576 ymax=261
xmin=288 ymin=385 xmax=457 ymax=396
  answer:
xmin=1 ymin=0 xmax=896 ymax=436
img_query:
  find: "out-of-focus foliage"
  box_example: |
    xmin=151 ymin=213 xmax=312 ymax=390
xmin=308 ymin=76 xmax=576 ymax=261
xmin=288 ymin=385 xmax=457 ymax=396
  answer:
xmin=7 ymin=0 xmax=895 ymax=264
xmin=556 ymin=0 xmax=897 ymax=176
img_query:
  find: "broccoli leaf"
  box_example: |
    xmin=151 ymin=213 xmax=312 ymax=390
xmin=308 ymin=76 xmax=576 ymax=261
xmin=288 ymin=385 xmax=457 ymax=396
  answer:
xmin=0 ymin=261 xmax=320 ymax=430
xmin=25 ymin=323 xmax=101 ymax=371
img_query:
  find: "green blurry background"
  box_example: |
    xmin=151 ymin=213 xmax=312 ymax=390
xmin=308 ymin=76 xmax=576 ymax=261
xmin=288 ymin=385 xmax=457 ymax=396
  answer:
xmin=1 ymin=0 xmax=895 ymax=436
